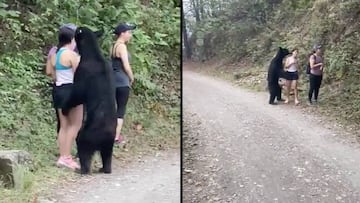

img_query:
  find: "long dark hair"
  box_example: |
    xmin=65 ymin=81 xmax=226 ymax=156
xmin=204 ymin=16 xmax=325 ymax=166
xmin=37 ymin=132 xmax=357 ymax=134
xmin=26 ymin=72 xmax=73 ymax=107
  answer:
xmin=56 ymin=27 xmax=75 ymax=53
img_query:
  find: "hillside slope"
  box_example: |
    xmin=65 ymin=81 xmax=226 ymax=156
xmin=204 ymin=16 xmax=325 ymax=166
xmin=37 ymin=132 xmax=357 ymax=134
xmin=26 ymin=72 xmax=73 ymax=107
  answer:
xmin=186 ymin=0 xmax=360 ymax=124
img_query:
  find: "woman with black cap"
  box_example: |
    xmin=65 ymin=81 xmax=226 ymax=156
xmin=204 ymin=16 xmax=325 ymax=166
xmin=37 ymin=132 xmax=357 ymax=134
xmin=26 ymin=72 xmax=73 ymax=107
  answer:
xmin=111 ymin=23 xmax=136 ymax=144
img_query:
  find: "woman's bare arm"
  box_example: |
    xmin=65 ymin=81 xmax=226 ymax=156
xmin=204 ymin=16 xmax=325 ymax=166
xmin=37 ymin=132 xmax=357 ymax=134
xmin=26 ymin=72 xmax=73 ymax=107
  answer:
xmin=46 ymin=55 xmax=56 ymax=81
xmin=310 ymin=55 xmax=323 ymax=69
xmin=320 ymin=58 xmax=324 ymax=70
xmin=45 ymin=58 xmax=54 ymax=76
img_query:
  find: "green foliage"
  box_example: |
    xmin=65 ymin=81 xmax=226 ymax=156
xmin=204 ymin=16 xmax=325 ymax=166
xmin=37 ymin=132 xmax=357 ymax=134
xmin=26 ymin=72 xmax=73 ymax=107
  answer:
xmin=0 ymin=51 xmax=58 ymax=167
xmin=12 ymin=164 xmax=34 ymax=192
xmin=0 ymin=3 xmax=20 ymax=18
xmin=1 ymin=0 xmax=180 ymax=104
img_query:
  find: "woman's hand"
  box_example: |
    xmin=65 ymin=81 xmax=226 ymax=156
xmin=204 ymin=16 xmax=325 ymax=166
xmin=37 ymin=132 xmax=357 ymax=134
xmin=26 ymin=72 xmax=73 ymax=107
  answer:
xmin=129 ymin=75 xmax=134 ymax=85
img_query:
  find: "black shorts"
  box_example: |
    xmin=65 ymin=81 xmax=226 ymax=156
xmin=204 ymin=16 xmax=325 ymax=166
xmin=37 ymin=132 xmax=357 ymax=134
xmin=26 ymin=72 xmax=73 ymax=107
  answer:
xmin=115 ymin=87 xmax=130 ymax=119
xmin=52 ymin=83 xmax=73 ymax=109
xmin=285 ymin=71 xmax=299 ymax=81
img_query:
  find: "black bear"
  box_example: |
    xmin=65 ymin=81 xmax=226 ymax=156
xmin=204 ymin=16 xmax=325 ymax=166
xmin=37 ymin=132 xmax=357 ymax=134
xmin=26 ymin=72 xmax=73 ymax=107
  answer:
xmin=267 ymin=47 xmax=290 ymax=105
xmin=62 ymin=27 xmax=117 ymax=174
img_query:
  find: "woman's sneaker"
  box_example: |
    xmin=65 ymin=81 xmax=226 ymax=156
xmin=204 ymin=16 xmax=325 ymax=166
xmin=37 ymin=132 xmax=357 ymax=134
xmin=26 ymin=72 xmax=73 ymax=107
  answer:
xmin=115 ymin=134 xmax=124 ymax=144
xmin=57 ymin=156 xmax=80 ymax=170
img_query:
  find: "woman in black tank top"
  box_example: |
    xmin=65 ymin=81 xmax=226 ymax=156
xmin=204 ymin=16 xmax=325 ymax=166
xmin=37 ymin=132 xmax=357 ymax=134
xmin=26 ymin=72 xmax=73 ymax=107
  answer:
xmin=111 ymin=23 xmax=136 ymax=144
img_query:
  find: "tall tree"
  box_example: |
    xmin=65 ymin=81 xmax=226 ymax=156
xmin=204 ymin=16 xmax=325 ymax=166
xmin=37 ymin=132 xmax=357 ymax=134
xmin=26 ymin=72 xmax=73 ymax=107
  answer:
xmin=182 ymin=5 xmax=192 ymax=59
xmin=199 ymin=0 xmax=205 ymax=19
xmin=191 ymin=0 xmax=201 ymax=22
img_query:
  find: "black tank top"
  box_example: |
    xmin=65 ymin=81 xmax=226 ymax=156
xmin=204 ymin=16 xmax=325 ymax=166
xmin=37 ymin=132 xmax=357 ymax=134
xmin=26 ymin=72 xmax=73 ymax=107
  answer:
xmin=111 ymin=44 xmax=130 ymax=87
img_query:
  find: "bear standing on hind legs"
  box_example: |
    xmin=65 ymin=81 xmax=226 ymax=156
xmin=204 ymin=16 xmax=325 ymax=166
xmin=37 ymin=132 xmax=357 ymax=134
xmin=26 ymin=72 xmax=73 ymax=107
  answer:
xmin=62 ymin=27 xmax=117 ymax=174
xmin=267 ymin=47 xmax=290 ymax=105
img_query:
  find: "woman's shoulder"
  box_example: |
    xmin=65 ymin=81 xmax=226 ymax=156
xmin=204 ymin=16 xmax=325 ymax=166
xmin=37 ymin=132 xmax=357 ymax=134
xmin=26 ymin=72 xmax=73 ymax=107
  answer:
xmin=62 ymin=48 xmax=78 ymax=56
xmin=115 ymin=43 xmax=128 ymax=56
xmin=47 ymin=46 xmax=58 ymax=60
xmin=309 ymin=54 xmax=316 ymax=59
xmin=116 ymin=42 xmax=127 ymax=49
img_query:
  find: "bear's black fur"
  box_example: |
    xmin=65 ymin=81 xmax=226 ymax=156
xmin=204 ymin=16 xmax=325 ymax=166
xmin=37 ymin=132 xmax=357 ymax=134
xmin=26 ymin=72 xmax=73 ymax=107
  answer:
xmin=62 ymin=27 xmax=117 ymax=174
xmin=267 ymin=47 xmax=290 ymax=105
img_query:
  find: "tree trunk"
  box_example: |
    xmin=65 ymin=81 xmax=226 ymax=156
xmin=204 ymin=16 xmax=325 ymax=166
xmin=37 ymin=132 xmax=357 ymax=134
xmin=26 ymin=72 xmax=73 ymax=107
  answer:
xmin=199 ymin=0 xmax=205 ymax=19
xmin=191 ymin=0 xmax=201 ymax=22
xmin=182 ymin=6 xmax=192 ymax=60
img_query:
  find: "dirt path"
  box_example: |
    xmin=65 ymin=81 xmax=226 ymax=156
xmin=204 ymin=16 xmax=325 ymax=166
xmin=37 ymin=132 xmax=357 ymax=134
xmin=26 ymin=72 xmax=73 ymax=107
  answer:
xmin=41 ymin=150 xmax=180 ymax=203
xmin=183 ymin=70 xmax=360 ymax=203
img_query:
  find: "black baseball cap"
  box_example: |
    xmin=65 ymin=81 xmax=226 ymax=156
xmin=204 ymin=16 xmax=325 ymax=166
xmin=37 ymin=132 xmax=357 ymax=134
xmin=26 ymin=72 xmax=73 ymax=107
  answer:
xmin=313 ymin=44 xmax=322 ymax=51
xmin=114 ymin=23 xmax=136 ymax=35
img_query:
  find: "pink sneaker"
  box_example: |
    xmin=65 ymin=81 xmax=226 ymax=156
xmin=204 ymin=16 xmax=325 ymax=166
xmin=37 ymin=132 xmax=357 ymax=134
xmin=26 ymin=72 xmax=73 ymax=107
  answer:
xmin=57 ymin=156 xmax=80 ymax=170
xmin=115 ymin=134 xmax=124 ymax=144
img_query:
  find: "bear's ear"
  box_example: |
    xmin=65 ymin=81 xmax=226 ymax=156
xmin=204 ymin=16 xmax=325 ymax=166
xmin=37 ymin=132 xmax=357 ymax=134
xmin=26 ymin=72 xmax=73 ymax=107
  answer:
xmin=94 ymin=30 xmax=104 ymax=38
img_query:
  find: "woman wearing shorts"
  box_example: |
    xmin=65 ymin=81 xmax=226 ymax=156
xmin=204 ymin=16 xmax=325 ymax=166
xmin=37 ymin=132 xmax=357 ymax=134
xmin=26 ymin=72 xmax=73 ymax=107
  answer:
xmin=46 ymin=26 xmax=82 ymax=170
xmin=111 ymin=23 xmax=136 ymax=144
xmin=284 ymin=48 xmax=300 ymax=105
xmin=46 ymin=24 xmax=78 ymax=134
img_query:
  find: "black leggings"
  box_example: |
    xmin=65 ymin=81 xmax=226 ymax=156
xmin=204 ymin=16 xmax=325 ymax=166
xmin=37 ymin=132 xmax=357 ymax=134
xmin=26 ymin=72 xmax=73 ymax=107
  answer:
xmin=116 ymin=87 xmax=130 ymax=119
xmin=308 ymin=74 xmax=323 ymax=102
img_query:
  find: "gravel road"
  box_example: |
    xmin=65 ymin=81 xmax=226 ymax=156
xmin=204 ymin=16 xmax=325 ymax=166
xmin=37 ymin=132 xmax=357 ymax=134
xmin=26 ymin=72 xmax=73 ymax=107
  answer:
xmin=183 ymin=70 xmax=360 ymax=203
xmin=41 ymin=150 xmax=180 ymax=203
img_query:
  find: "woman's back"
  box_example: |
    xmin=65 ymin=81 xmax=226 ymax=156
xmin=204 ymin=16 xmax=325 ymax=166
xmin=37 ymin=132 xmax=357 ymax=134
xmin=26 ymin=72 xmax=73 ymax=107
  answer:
xmin=111 ymin=43 xmax=130 ymax=87
xmin=53 ymin=48 xmax=75 ymax=86
xmin=286 ymin=55 xmax=298 ymax=72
